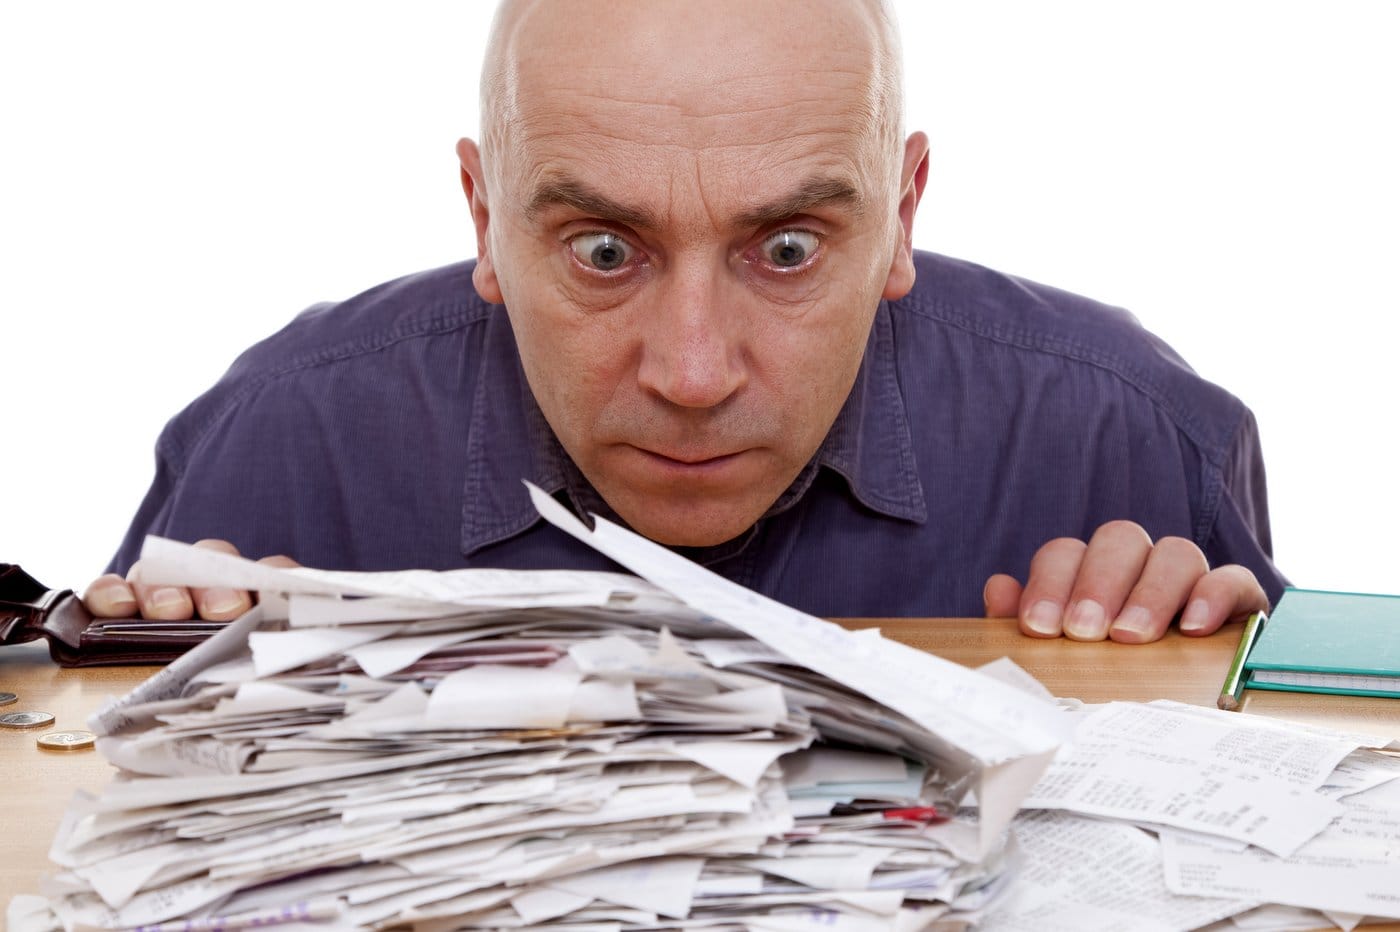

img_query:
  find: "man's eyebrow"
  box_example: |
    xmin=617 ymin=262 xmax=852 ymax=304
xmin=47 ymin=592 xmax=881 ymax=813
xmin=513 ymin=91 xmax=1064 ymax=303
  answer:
xmin=524 ymin=178 xmax=660 ymax=229
xmin=734 ymin=177 xmax=865 ymax=229
xmin=525 ymin=175 xmax=865 ymax=232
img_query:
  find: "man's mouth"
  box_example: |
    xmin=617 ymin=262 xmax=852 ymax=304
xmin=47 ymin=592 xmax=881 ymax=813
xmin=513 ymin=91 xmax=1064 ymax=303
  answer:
xmin=634 ymin=446 xmax=745 ymax=469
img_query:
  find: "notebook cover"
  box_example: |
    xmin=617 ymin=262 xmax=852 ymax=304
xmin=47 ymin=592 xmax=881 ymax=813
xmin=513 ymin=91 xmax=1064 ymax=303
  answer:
xmin=1244 ymin=588 xmax=1400 ymax=683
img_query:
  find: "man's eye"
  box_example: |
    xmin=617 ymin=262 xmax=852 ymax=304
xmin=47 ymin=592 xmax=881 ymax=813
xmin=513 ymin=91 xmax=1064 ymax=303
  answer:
xmin=761 ymin=230 xmax=819 ymax=268
xmin=569 ymin=232 xmax=631 ymax=272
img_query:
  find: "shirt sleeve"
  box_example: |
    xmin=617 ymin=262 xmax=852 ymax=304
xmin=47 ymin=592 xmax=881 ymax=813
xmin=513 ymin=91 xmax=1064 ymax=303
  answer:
xmin=106 ymin=442 xmax=182 ymax=576
xmin=1201 ymin=407 xmax=1289 ymax=606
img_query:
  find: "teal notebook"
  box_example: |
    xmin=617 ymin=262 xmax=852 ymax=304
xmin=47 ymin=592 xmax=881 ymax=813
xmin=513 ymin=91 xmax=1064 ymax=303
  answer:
xmin=1245 ymin=587 xmax=1400 ymax=699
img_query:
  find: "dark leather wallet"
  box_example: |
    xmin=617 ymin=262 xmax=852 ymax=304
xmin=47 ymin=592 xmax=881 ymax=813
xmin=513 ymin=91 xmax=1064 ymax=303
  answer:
xmin=0 ymin=564 xmax=212 ymax=666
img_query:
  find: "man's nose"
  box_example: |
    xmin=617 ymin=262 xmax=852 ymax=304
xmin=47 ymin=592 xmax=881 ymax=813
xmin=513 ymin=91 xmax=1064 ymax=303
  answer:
xmin=636 ymin=266 xmax=748 ymax=409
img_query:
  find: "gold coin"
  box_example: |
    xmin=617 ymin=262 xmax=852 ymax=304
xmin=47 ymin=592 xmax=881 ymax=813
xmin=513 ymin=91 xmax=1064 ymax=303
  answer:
xmin=0 ymin=691 xmax=17 ymax=706
xmin=0 ymin=711 xmax=55 ymax=729
xmin=37 ymin=730 xmax=96 ymax=751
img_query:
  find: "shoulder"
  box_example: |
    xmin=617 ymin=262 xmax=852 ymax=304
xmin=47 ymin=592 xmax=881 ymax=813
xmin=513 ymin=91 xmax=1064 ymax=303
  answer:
xmin=227 ymin=260 xmax=488 ymax=379
xmin=900 ymin=250 xmax=1188 ymax=383
xmin=894 ymin=250 xmax=1249 ymax=459
xmin=162 ymin=261 xmax=495 ymax=458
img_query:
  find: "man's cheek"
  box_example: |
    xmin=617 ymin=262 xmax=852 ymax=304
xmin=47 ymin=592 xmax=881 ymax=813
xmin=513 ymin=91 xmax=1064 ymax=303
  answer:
xmin=754 ymin=297 xmax=862 ymax=370
xmin=528 ymin=325 xmax=630 ymax=411
xmin=547 ymin=274 xmax=643 ymax=318
xmin=745 ymin=274 xmax=832 ymax=322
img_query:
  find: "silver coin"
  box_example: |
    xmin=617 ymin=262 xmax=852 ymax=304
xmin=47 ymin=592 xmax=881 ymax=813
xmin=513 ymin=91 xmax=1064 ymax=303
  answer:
xmin=0 ymin=691 xmax=17 ymax=706
xmin=37 ymin=730 xmax=96 ymax=751
xmin=0 ymin=710 xmax=56 ymax=729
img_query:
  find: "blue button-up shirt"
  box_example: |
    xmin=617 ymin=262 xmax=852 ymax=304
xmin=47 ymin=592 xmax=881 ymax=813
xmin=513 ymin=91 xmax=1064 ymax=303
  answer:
xmin=110 ymin=251 xmax=1286 ymax=616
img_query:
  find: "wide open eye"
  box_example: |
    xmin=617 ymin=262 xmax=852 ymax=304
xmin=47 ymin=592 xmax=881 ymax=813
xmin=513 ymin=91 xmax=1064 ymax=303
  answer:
xmin=569 ymin=232 xmax=631 ymax=271
xmin=760 ymin=230 xmax=819 ymax=269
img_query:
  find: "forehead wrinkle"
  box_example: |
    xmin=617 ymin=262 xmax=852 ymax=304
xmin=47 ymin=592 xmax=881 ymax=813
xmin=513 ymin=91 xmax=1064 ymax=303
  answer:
xmin=502 ymin=37 xmax=885 ymax=149
xmin=520 ymin=69 xmax=879 ymax=139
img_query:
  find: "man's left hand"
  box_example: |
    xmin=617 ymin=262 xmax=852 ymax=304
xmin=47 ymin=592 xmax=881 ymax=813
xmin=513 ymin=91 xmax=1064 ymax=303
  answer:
xmin=982 ymin=520 xmax=1268 ymax=643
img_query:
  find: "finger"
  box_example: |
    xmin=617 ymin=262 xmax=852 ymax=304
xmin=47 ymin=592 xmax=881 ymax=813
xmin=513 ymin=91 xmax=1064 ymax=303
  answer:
xmin=127 ymin=560 xmax=195 ymax=621
xmin=188 ymin=539 xmax=252 ymax=621
xmin=1018 ymin=538 xmax=1088 ymax=638
xmin=1108 ymin=536 xmax=1208 ymax=644
xmin=257 ymin=554 xmax=300 ymax=568
xmin=83 ymin=573 xmax=139 ymax=618
xmin=984 ymin=574 xmax=1022 ymax=618
xmin=1062 ymin=521 xmax=1154 ymax=641
xmin=1176 ymin=564 xmax=1269 ymax=637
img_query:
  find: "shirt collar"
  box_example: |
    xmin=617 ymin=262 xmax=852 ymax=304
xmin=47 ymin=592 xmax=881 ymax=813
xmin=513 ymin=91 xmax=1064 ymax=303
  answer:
xmin=459 ymin=300 xmax=927 ymax=559
xmin=810 ymin=300 xmax=928 ymax=523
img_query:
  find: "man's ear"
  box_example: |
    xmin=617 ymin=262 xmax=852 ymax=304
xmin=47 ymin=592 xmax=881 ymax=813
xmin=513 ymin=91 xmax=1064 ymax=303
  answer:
xmin=456 ymin=137 xmax=505 ymax=304
xmin=882 ymin=132 xmax=930 ymax=301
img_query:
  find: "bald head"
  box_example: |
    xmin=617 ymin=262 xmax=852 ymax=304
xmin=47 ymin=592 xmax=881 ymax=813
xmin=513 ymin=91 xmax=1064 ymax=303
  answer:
xmin=478 ymin=0 xmax=905 ymax=192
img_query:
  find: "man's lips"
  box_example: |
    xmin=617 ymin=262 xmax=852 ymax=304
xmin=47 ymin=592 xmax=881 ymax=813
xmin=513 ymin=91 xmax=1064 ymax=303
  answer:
xmin=632 ymin=446 xmax=746 ymax=468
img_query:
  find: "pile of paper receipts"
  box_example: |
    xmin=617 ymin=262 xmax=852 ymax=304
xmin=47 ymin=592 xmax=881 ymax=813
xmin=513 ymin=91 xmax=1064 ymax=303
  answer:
xmin=11 ymin=486 xmax=1400 ymax=931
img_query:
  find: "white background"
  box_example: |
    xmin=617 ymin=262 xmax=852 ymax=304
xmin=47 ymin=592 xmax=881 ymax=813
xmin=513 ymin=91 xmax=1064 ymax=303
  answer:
xmin=2 ymin=2 xmax=1396 ymax=594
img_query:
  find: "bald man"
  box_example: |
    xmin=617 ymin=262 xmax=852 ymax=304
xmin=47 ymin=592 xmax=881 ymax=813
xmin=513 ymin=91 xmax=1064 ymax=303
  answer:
xmin=84 ymin=0 xmax=1282 ymax=643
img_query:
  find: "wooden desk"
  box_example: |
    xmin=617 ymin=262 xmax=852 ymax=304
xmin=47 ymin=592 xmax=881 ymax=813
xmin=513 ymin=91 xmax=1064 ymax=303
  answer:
xmin=4 ymin=621 xmax=1399 ymax=919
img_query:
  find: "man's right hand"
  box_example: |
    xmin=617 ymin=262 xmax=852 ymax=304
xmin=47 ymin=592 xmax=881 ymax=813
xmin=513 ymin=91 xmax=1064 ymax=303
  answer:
xmin=82 ymin=539 xmax=296 ymax=621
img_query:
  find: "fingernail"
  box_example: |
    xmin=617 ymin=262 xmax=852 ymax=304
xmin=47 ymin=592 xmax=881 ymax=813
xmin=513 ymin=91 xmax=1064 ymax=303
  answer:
xmin=103 ymin=590 xmax=138 ymax=613
xmin=202 ymin=587 xmax=245 ymax=617
xmin=1111 ymin=605 xmax=1155 ymax=639
xmin=1024 ymin=600 xmax=1063 ymax=636
xmin=1063 ymin=599 xmax=1108 ymax=640
xmin=1179 ymin=598 xmax=1211 ymax=633
xmin=150 ymin=587 xmax=189 ymax=613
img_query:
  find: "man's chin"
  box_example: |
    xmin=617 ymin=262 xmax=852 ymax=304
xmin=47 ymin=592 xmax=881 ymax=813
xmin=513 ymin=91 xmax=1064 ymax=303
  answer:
xmin=587 ymin=448 xmax=790 ymax=546
xmin=624 ymin=511 xmax=759 ymax=548
xmin=604 ymin=491 xmax=772 ymax=549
